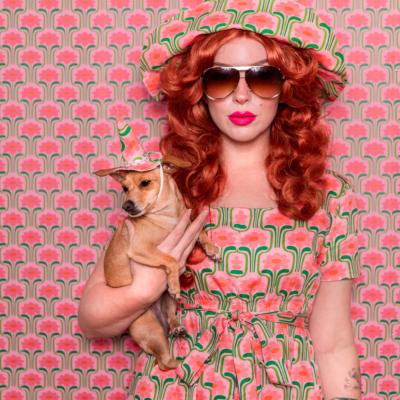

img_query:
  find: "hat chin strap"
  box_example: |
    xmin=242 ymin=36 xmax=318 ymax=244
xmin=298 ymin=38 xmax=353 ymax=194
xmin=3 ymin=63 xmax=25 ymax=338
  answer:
xmin=154 ymin=165 xmax=164 ymax=206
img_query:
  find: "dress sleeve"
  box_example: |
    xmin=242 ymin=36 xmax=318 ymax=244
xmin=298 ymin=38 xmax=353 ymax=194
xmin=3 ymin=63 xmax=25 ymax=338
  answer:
xmin=316 ymin=180 xmax=362 ymax=281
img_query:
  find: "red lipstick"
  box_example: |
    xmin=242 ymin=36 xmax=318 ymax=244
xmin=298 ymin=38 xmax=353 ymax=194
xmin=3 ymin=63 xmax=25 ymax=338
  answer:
xmin=228 ymin=111 xmax=256 ymax=126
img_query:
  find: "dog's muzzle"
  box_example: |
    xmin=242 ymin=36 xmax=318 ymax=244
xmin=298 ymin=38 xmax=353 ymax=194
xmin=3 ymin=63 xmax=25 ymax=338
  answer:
xmin=122 ymin=200 xmax=141 ymax=216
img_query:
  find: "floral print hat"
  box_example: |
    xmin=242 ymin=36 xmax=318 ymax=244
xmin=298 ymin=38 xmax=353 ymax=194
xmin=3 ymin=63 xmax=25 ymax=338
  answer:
xmin=140 ymin=0 xmax=347 ymax=103
xmin=112 ymin=109 xmax=162 ymax=173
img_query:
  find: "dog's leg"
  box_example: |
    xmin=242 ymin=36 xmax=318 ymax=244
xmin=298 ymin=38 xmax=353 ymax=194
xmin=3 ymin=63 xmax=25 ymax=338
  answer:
xmin=104 ymin=220 xmax=133 ymax=287
xmin=197 ymin=229 xmax=222 ymax=261
xmin=128 ymin=309 xmax=181 ymax=370
xmin=129 ymin=245 xmax=181 ymax=299
xmin=161 ymin=291 xmax=187 ymax=337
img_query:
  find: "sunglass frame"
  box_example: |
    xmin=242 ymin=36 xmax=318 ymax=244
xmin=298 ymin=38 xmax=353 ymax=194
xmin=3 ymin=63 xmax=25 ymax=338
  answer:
xmin=200 ymin=66 xmax=286 ymax=100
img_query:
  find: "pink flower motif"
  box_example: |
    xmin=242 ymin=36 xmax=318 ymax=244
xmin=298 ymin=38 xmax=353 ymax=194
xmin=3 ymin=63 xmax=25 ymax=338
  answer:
xmin=38 ymin=284 xmax=60 ymax=299
xmin=211 ymin=228 xmax=236 ymax=247
xmin=262 ymin=252 xmax=291 ymax=271
xmin=56 ymin=157 xmax=78 ymax=174
xmin=160 ymin=22 xmax=188 ymax=39
xmin=56 ymin=373 xmax=78 ymax=388
xmin=286 ymin=229 xmax=313 ymax=249
xmin=239 ymin=230 xmax=269 ymax=248
xmin=74 ymin=0 xmax=96 ymax=9
xmin=2 ymin=176 xmax=24 ymax=191
xmin=20 ymin=336 xmax=43 ymax=352
xmin=56 ymin=49 xmax=78 ymax=65
xmin=56 ymin=13 xmax=78 ymax=28
xmin=347 ymin=49 xmax=368 ymax=65
xmin=294 ymin=25 xmax=321 ymax=43
xmin=278 ymin=273 xmax=303 ymax=293
xmin=74 ymin=68 xmax=95 ymax=82
xmin=92 ymin=86 xmax=113 ymax=101
xmin=38 ymin=103 xmax=60 ymax=119
xmin=91 ymin=121 xmax=112 ymax=137
xmin=2 ymin=247 xmax=25 ymax=263
xmin=21 ymin=230 xmax=42 ymax=245
xmin=238 ymin=274 xmax=268 ymax=294
xmin=73 ymin=391 xmax=95 ymax=400
xmin=275 ymin=1 xmax=303 ymax=16
xmin=38 ymin=212 xmax=60 ymax=227
xmin=2 ymin=138 xmax=23 ymax=154
xmin=38 ymin=390 xmax=61 ymax=400
xmin=21 ymin=372 xmax=43 ymax=387
xmin=107 ymin=355 xmax=130 ymax=370
xmin=3 ymin=353 xmax=25 ymax=369
xmin=74 ymin=31 xmax=96 ymax=46
xmin=56 ymin=265 xmax=78 ymax=281
xmin=75 ymin=140 xmax=96 ymax=156
xmin=56 ymin=86 xmax=78 ymax=101
xmin=2 ymin=211 xmax=24 ymax=226
xmin=20 ymin=264 xmax=42 ymax=281
xmin=92 ymin=194 xmax=112 ymax=209
xmin=366 ymin=0 xmax=388 ymax=9
xmin=56 ymin=229 xmax=78 ymax=245
xmin=92 ymin=12 xmax=113 ymax=28
xmin=384 ymin=13 xmax=400 ymax=28
xmin=38 ymin=31 xmax=60 ymax=47
xmin=74 ymin=104 xmax=96 ymax=119
xmin=20 ymin=49 xmax=42 ymax=65
xmin=91 ymin=49 xmax=113 ymax=64
xmin=56 ymin=194 xmax=78 ymax=209
xmin=3 ymin=0 xmax=23 ymax=10
xmin=56 ymin=301 xmax=77 ymax=317
xmin=2 ymin=103 xmax=24 ymax=119
xmin=263 ymin=211 xmax=292 ymax=227
xmin=346 ymin=86 xmax=368 ymax=102
xmin=3 ymin=282 xmax=24 ymax=298
xmin=145 ymin=45 xmax=170 ymax=68
xmin=109 ymin=31 xmax=131 ymax=46
xmin=56 ymin=336 xmax=78 ymax=352
xmin=74 ymin=248 xmax=95 ymax=264
xmin=38 ymin=354 xmax=60 ymax=370
xmin=2 ymin=67 xmax=24 ymax=82
xmin=143 ymin=0 xmax=167 ymax=10
xmin=91 ymin=230 xmax=112 ymax=246
xmin=92 ymin=158 xmax=112 ymax=171
xmin=91 ymin=373 xmax=112 ymax=388
xmin=20 ymin=14 xmax=43 ymax=28
xmin=361 ymin=323 xmax=383 ymax=339
xmin=108 ymin=67 xmax=131 ymax=82
xmin=347 ymin=13 xmax=369 ymax=27
xmin=2 ymin=31 xmax=24 ymax=46
xmin=365 ymin=68 xmax=387 ymax=83
xmin=90 ymin=338 xmax=112 ymax=352
xmin=366 ymin=31 xmax=387 ymax=46
xmin=127 ymin=12 xmax=149 ymax=27
xmin=74 ymin=355 xmax=96 ymax=370
xmin=201 ymin=12 xmax=230 ymax=26
xmin=3 ymin=318 xmax=25 ymax=333
xmin=38 ymin=0 xmax=60 ymax=10
xmin=73 ymin=212 xmax=95 ymax=227
xmin=38 ymin=247 xmax=60 ymax=263
xmin=246 ymin=13 xmax=275 ymax=29
xmin=20 ymin=301 xmax=43 ymax=316
xmin=292 ymin=361 xmax=314 ymax=382
xmin=38 ymin=319 xmax=60 ymax=335
xmin=328 ymin=0 xmax=351 ymax=9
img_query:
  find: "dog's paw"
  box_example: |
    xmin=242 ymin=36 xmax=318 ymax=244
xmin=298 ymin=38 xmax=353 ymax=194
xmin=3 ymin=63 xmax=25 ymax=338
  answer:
xmin=168 ymin=285 xmax=181 ymax=300
xmin=172 ymin=325 xmax=187 ymax=337
xmin=204 ymin=244 xmax=222 ymax=262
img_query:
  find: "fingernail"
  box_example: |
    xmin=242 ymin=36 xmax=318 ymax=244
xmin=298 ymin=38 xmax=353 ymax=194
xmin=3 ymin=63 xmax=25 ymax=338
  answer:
xmin=187 ymin=209 xmax=192 ymax=216
xmin=203 ymin=209 xmax=209 ymax=217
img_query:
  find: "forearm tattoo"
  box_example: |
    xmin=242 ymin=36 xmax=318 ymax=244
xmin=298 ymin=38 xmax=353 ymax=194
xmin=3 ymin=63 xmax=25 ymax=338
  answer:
xmin=344 ymin=367 xmax=361 ymax=390
xmin=330 ymin=398 xmax=358 ymax=400
xmin=329 ymin=368 xmax=361 ymax=400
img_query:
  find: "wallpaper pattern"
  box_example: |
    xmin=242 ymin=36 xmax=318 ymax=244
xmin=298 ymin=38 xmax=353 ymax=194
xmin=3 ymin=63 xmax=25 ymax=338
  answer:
xmin=0 ymin=0 xmax=399 ymax=399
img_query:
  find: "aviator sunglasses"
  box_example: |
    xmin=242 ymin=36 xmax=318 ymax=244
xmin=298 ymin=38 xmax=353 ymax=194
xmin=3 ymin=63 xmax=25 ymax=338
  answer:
xmin=200 ymin=65 xmax=286 ymax=100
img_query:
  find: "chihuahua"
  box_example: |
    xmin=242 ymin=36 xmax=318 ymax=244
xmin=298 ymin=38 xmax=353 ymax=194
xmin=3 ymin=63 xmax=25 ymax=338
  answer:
xmin=94 ymin=154 xmax=221 ymax=370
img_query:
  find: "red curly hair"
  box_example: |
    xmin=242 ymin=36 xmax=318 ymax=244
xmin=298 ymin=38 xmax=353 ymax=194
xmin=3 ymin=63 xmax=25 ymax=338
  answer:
xmin=158 ymin=29 xmax=333 ymax=271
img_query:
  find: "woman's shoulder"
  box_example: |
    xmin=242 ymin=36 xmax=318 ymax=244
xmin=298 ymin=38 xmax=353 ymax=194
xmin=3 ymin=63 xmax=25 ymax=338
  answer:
xmin=323 ymin=168 xmax=355 ymax=196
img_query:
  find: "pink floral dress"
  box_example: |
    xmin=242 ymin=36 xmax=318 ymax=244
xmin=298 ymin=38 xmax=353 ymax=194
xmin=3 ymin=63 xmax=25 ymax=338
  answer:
xmin=126 ymin=170 xmax=361 ymax=400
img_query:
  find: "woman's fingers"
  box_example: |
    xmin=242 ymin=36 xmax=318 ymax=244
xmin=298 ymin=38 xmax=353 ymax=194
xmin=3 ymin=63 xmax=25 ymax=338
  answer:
xmin=158 ymin=209 xmax=192 ymax=250
xmin=174 ymin=210 xmax=208 ymax=256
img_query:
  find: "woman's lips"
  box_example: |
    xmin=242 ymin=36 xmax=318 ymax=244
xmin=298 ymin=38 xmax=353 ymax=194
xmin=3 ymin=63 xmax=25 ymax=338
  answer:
xmin=228 ymin=115 xmax=256 ymax=126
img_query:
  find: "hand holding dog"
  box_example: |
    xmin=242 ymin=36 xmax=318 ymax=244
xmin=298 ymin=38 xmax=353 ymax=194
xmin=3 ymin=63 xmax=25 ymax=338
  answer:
xmin=129 ymin=207 xmax=209 ymax=304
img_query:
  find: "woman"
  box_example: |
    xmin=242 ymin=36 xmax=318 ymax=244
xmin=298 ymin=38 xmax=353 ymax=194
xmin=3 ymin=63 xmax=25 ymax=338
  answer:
xmin=78 ymin=1 xmax=362 ymax=399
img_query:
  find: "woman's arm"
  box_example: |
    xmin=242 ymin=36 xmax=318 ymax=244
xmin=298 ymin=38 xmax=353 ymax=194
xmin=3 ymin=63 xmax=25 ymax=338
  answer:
xmin=78 ymin=208 xmax=208 ymax=339
xmin=308 ymin=279 xmax=362 ymax=400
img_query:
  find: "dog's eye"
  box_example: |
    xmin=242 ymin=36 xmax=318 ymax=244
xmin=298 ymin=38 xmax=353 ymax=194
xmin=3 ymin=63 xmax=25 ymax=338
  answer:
xmin=122 ymin=185 xmax=128 ymax=192
xmin=140 ymin=180 xmax=151 ymax=188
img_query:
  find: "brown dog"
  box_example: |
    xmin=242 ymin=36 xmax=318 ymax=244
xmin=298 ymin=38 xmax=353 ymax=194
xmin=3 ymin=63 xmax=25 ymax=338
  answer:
xmin=94 ymin=154 xmax=221 ymax=370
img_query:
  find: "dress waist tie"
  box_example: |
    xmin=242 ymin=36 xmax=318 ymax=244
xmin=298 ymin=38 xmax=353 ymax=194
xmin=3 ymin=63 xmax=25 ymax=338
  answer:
xmin=175 ymin=302 xmax=308 ymax=388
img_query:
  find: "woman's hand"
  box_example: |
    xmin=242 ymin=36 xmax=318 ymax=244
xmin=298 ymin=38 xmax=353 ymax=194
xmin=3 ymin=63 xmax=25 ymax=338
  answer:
xmin=128 ymin=207 xmax=209 ymax=303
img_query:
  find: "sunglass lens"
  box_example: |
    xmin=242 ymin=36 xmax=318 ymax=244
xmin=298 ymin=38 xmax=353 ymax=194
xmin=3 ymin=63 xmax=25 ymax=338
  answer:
xmin=246 ymin=66 xmax=284 ymax=98
xmin=203 ymin=67 xmax=238 ymax=99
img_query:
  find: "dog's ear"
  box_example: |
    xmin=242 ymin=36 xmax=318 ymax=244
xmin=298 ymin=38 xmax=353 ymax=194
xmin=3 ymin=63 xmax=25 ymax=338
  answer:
xmin=161 ymin=154 xmax=192 ymax=174
xmin=94 ymin=168 xmax=126 ymax=183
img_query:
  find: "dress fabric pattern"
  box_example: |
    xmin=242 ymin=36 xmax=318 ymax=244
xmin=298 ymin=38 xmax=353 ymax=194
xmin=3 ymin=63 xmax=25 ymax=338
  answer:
xmin=127 ymin=170 xmax=361 ymax=400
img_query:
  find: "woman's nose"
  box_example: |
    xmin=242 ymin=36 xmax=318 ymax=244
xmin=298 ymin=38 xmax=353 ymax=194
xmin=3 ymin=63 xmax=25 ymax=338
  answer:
xmin=233 ymin=75 xmax=251 ymax=104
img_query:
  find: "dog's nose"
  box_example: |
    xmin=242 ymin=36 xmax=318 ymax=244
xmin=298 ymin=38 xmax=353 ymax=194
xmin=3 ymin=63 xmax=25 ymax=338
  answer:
xmin=122 ymin=200 xmax=137 ymax=214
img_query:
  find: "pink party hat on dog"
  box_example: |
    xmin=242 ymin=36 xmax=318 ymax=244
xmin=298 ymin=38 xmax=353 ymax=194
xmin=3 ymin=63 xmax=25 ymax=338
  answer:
xmin=114 ymin=109 xmax=162 ymax=173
